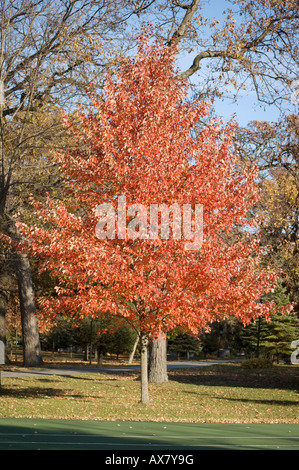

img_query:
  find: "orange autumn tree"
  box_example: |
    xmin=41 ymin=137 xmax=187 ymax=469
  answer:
xmin=18 ymin=32 xmax=278 ymax=403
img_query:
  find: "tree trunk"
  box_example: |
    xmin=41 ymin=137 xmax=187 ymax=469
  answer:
xmin=15 ymin=252 xmax=43 ymax=367
xmin=140 ymin=332 xmax=150 ymax=404
xmin=97 ymin=346 xmax=104 ymax=366
xmin=128 ymin=333 xmax=139 ymax=365
xmin=0 ymin=267 xmax=12 ymax=364
xmin=0 ymin=289 xmax=8 ymax=364
xmin=0 ymin=253 xmax=15 ymax=364
xmin=148 ymin=334 xmax=168 ymax=383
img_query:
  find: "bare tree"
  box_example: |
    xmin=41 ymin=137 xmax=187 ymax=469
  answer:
xmin=168 ymin=0 xmax=299 ymax=108
xmin=0 ymin=0 xmax=151 ymax=366
xmin=236 ymin=115 xmax=298 ymax=313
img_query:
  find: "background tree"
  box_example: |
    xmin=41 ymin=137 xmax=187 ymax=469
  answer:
xmin=45 ymin=315 xmax=77 ymax=356
xmin=167 ymin=0 xmax=299 ymax=109
xmin=168 ymin=330 xmax=202 ymax=360
xmin=239 ymin=318 xmax=266 ymax=358
xmin=239 ymin=281 xmax=296 ymax=360
xmin=261 ymin=313 xmax=299 ymax=363
xmin=237 ymin=115 xmax=298 ymax=314
xmin=260 ymin=280 xmax=297 ymax=362
xmin=0 ymin=0 xmax=151 ymax=366
xmin=96 ymin=325 xmax=138 ymax=362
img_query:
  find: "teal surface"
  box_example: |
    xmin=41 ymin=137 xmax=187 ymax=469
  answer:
xmin=0 ymin=419 xmax=298 ymax=450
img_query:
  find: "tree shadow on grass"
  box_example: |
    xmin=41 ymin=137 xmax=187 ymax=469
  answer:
xmin=0 ymin=375 xmax=99 ymax=399
xmin=0 ymin=386 xmax=68 ymax=399
xmin=212 ymin=395 xmax=297 ymax=407
xmin=181 ymin=389 xmax=297 ymax=407
xmin=168 ymin=364 xmax=299 ymax=392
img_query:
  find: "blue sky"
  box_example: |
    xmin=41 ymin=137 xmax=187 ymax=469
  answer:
xmin=177 ymin=50 xmax=285 ymax=127
xmin=212 ymin=94 xmax=282 ymax=127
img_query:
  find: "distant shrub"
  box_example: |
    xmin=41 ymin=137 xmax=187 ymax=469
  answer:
xmin=241 ymin=358 xmax=273 ymax=369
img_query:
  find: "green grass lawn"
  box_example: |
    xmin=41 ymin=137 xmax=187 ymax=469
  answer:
xmin=0 ymin=363 xmax=298 ymax=423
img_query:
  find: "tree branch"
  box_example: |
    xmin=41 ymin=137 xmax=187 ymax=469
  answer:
xmin=168 ymin=0 xmax=200 ymax=45
xmin=176 ymin=13 xmax=299 ymax=81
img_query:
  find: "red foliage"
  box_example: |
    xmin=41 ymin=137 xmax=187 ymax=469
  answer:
xmin=19 ymin=32 xmax=278 ymax=340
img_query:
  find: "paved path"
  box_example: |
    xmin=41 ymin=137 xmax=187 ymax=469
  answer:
xmin=1 ymin=360 xmax=235 ymax=378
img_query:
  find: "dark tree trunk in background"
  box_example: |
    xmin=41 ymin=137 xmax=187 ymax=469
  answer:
xmin=128 ymin=333 xmax=139 ymax=365
xmin=0 ymin=262 xmax=12 ymax=364
xmin=15 ymin=252 xmax=43 ymax=367
xmin=148 ymin=335 xmax=168 ymax=383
